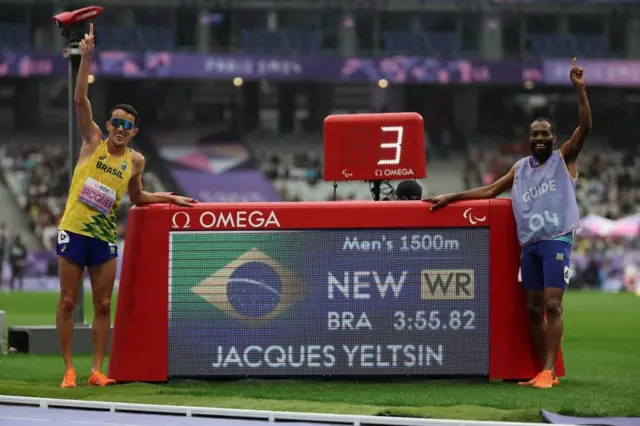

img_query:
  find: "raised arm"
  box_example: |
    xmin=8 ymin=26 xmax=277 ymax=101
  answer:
xmin=75 ymin=23 xmax=102 ymax=146
xmin=424 ymin=165 xmax=515 ymax=211
xmin=560 ymin=57 xmax=592 ymax=164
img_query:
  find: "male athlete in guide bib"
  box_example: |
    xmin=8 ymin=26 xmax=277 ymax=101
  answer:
xmin=424 ymin=58 xmax=591 ymax=389
xmin=56 ymin=24 xmax=196 ymax=388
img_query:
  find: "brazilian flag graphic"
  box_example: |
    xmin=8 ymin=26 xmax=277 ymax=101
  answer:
xmin=170 ymin=231 xmax=307 ymax=328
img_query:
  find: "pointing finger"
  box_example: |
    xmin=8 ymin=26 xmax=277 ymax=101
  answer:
xmin=572 ymin=57 xmax=577 ymax=67
xmin=90 ymin=23 xmax=94 ymax=36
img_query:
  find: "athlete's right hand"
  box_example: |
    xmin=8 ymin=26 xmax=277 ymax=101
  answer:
xmin=422 ymin=193 xmax=456 ymax=211
xmin=167 ymin=194 xmax=198 ymax=207
xmin=79 ymin=23 xmax=95 ymax=57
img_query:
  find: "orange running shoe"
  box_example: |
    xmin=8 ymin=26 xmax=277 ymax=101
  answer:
xmin=518 ymin=371 xmax=560 ymax=387
xmin=60 ymin=369 xmax=77 ymax=388
xmin=517 ymin=370 xmax=544 ymax=386
xmin=533 ymin=370 xmax=554 ymax=388
xmin=88 ymin=370 xmax=116 ymax=387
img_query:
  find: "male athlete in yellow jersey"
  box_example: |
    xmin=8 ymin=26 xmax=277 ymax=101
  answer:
xmin=56 ymin=24 xmax=195 ymax=388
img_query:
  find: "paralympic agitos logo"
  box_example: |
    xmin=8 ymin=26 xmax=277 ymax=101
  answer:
xmin=171 ymin=210 xmax=281 ymax=229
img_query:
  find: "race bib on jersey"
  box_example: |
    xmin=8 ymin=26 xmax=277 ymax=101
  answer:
xmin=78 ymin=177 xmax=116 ymax=216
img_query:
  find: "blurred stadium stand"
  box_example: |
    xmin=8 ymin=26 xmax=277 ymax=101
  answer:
xmin=528 ymin=34 xmax=609 ymax=58
xmin=0 ymin=24 xmax=30 ymax=49
xmin=98 ymin=26 xmax=175 ymax=50
xmin=240 ymin=29 xmax=319 ymax=54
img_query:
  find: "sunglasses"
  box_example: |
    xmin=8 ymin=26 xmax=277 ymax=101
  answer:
xmin=109 ymin=118 xmax=135 ymax=131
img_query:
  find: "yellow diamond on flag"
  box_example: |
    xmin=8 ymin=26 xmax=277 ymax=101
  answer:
xmin=191 ymin=248 xmax=305 ymax=328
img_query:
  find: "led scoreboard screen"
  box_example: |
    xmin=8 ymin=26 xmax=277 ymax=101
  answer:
xmin=168 ymin=227 xmax=489 ymax=377
xmin=323 ymin=113 xmax=427 ymax=181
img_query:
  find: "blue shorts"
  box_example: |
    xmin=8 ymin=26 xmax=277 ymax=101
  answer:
xmin=521 ymin=239 xmax=572 ymax=291
xmin=56 ymin=230 xmax=118 ymax=268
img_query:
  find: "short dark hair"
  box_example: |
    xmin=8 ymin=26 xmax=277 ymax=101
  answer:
xmin=110 ymin=104 xmax=139 ymax=125
xmin=532 ymin=117 xmax=555 ymax=134
xmin=395 ymin=180 xmax=423 ymax=200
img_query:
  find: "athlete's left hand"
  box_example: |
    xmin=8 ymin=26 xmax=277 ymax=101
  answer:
xmin=167 ymin=195 xmax=198 ymax=207
xmin=569 ymin=57 xmax=584 ymax=87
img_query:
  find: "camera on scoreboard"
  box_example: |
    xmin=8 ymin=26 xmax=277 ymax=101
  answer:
xmin=52 ymin=6 xmax=103 ymax=45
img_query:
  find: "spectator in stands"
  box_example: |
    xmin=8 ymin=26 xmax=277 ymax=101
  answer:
xmin=462 ymin=158 xmax=481 ymax=190
xmin=0 ymin=222 xmax=6 ymax=288
xmin=0 ymin=222 xmax=6 ymax=261
xmin=8 ymin=234 xmax=27 ymax=292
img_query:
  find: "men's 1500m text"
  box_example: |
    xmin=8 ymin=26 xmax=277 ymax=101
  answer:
xmin=343 ymin=235 xmax=460 ymax=252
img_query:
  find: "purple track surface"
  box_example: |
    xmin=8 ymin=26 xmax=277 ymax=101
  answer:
xmin=541 ymin=409 xmax=640 ymax=426
xmin=0 ymin=405 xmax=336 ymax=426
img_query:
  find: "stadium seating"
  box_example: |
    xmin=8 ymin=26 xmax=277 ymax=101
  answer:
xmin=0 ymin=23 xmax=30 ymax=49
xmin=528 ymin=33 xmax=608 ymax=58
xmin=428 ymin=31 xmax=463 ymax=56
xmin=97 ymin=25 xmax=175 ymax=50
xmin=382 ymin=31 xmax=429 ymax=55
xmin=240 ymin=28 xmax=318 ymax=55
xmin=0 ymin=22 xmax=613 ymax=59
xmin=381 ymin=31 xmax=462 ymax=56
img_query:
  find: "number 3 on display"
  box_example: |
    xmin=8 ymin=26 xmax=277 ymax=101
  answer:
xmin=377 ymin=126 xmax=404 ymax=165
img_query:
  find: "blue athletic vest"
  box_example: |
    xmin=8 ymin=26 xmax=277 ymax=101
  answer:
xmin=511 ymin=150 xmax=581 ymax=247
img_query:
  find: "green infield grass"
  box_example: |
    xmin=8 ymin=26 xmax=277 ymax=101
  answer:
xmin=1 ymin=291 xmax=639 ymax=422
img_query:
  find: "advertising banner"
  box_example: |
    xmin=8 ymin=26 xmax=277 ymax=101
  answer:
xmin=167 ymin=228 xmax=490 ymax=376
xmin=160 ymin=142 xmax=282 ymax=203
xmin=544 ymin=59 xmax=640 ymax=87
xmin=5 ymin=50 xmax=640 ymax=86
xmin=0 ymin=50 xmax=542 ymax=84
xmin=171 ymin=169 xmax=282 ymax=202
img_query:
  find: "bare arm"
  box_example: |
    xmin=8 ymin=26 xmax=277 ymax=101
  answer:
xmin=424 ymin=166 xmax=515 ymax=210
xmin=76 ymin=23 xmax=101 ymax=146
xmin=450 ymin=165 xmax=515 ymax=201
xmin=128 ymin=153 xmax=195 ymax=206
xmin=560 ymin=58 xmax=592 ymax=163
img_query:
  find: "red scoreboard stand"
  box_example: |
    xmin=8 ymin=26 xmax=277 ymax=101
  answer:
xmin=108 ymin=199 xmax=565 ymax=382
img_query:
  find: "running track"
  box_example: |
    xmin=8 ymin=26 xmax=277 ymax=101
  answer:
xmin=0 ymin=405 xmax=335 ymax=426
xmin=0 ymin=397 xmax=574 ymax=426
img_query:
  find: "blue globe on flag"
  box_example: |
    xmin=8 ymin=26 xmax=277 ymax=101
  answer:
xmin=227 ymin=261 xmax=282 ymax=318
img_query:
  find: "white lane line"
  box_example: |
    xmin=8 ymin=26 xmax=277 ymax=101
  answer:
xmin=0 ymin=415 xmax=143 ymax=426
